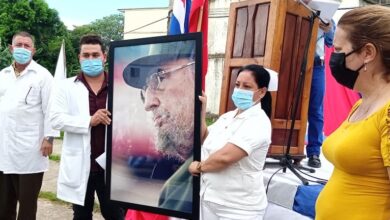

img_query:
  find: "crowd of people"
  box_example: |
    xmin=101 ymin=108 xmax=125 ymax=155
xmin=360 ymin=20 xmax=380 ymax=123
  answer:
xmin=0 ymin=4 xmax=389 ymax=220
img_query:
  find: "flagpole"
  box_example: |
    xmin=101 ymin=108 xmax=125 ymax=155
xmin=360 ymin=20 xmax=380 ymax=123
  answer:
xmin=196 ymin=5 xmax=204 ymax=32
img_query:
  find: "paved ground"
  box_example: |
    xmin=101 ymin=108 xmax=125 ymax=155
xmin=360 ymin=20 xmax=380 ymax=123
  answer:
xmin=37 ymin=139 xmax=104 ymax=220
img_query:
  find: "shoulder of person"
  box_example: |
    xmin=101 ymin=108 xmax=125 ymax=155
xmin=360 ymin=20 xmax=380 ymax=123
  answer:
xmin=0 ymin=65 xmax=13 ymax=74
xmin=243 ymin=108 xmax=271 ymax=129
xmin=29 ymin=60 xmax=53 ymax=78
xmin=51 ymin=77 xmax=79 ymax=98
xmin=378 ymin=99 xmax=390 ymax=121
xmin=61 ymin=76 xmax=83 ymax=89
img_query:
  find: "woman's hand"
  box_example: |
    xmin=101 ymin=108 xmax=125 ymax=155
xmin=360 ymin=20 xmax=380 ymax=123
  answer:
xmin=199 ymin=91 xmax=207 ymax=125
xmin=320 ymin=18 xmax=333 ymax=33
xmin=199 ymin=91 xmax=208 ymax=143
xmin=188 ymin=161 xmax=202 ymax=176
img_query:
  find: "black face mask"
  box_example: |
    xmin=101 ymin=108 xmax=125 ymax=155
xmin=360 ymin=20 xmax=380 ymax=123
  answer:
xmin=329 ymin=49 xmax=364 ymax=90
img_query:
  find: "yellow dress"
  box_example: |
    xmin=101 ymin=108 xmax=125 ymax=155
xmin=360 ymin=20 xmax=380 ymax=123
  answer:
xmin=316 ymin=100 xmax=390 ymax=220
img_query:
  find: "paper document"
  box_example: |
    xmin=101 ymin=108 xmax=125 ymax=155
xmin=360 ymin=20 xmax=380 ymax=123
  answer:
xmin=307 ymin=0 xmax=340 ymax=21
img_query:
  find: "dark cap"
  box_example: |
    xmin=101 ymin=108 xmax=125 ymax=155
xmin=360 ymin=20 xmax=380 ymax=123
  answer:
xmin=123 ymin=40 xmax=195 ymax=89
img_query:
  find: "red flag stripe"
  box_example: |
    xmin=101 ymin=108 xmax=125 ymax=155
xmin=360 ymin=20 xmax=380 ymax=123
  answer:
xmin=189 ymin=0 xmax=208 ymax=90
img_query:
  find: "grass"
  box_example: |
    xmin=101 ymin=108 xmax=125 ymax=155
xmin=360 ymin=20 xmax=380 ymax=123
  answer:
xmin=38 ymin=191 xmax=69 ymax=206
xmin=39 ymin=191 xmax=101 ymax=213
xmin=49 ymin=154 xmax=61 ymax=162
xmin=55 ymin=131 xmax=64 ymax=140
xmin=206 ymin=113 xmax=218 ymax=126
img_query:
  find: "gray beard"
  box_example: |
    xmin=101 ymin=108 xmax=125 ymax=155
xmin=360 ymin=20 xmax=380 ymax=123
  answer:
xmin=156 ymin=121 xmax=194 ymax=162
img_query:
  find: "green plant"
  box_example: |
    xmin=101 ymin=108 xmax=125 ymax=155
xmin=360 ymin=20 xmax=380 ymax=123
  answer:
xmin=49 ymin=154 xmax=61 ymax=162
xmin=39 ymin=191 xmax=100 ymax=212
xmin=205 ymin=112 xmax=218 ymax=126
xmin=0 ymin=38 xmax=12 ymax=70
xmin=38 ymin=191 xmax=69 ymax=206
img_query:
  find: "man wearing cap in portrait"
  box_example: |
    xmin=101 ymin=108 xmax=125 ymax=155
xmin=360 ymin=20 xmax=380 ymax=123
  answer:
xmin=123 ymin=40 xmax=196 ymax=213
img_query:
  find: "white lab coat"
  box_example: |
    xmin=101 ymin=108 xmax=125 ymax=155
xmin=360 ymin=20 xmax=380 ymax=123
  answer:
xmin=0 ymin=60 xmax=58 ymax=174
xmin=49 ymin=76 xmax=92 ymax=205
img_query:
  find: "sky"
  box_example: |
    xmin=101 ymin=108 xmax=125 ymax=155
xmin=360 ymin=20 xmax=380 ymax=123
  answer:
xmin=45 ymin=0 xmax=169 ymax=29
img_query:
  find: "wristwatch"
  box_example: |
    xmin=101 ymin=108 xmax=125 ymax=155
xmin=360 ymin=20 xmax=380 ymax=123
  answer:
xmin=44 ymin=136 xmax=54 ymax=144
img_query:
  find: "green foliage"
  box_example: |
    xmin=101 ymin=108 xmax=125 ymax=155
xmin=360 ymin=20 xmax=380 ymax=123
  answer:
xmin=0 ymin=0 xmax=68 ymax=73
xmin=90 ymin=14 xmax=124 ymax=46
xmin=0 ymin=1 xmax=123 ymax=77
xmin=56 ymin=131 xmax=64 ymax=140
xmin=39 ymin=191 xmax=100 ymax=212
xmin=0 ymin=38 xmax=12 ymax=70
xmin=49 ymin=154 xmax=60 ymax=162
xmin=38 ymin=191 xmax=68 ymax=205
xmin=66 ymin=13 xmax=124 ymax=76
xmin=70 ymin=13 xmax=124 ymax=51
xmin=206 ymin=113 xmax=218 ymax=126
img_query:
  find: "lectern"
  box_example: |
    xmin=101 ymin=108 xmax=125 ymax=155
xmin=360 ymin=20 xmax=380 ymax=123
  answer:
xmin=219 ymin=0 xmax=319 ymax=158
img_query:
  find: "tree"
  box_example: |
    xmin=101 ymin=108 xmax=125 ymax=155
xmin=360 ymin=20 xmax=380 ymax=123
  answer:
xmin=0 ymin=38 xmax=12 ymax=70
xmin=90 ymin=14 xmax=124 ymax=46
xmin=66 ymin=13 xmax=124 ymax=76
xmin=71 ymin=13 xmax=124 ymax=53
xmin=0 ymin=0 xmax=71 ymax=73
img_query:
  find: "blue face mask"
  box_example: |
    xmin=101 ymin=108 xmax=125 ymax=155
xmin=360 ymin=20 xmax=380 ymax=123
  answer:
xmin=13 ymin=47 xmax=32 ymax=65
xmin=231 ymin=88 xmax=255 ymax=110
xmin=81 ymin=59 xmax=104 ymax=77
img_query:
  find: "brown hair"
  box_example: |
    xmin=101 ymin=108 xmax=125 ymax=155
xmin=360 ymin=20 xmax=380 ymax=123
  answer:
xmin=338 ymin=5 xmax=390 ymax=73
xmin=79 ymin=34 xmax=105 ymax=53
xmin=12 ymin=31 xmax=35 ymax=46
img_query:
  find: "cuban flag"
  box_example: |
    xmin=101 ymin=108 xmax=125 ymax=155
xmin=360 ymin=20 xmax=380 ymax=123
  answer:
xmin=169 ymin=0 xmax=209 ymax=90
xmin=168 ymin=0 xmax=191 ymax=34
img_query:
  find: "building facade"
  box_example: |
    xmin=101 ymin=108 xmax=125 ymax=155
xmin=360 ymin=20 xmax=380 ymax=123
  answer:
xmin=121 ymin=0 xmax=384 ymax=114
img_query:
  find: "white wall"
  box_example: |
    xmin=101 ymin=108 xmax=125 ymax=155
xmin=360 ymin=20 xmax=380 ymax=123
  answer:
xmin=122 ymin=8 xmax=169 ymax=40
xmin=205 ymin=0 xmax=232 ymax=114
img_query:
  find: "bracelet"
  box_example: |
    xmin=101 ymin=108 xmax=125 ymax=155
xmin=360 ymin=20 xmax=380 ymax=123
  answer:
xmin=196 ymin=161 xmax=203 ymax=172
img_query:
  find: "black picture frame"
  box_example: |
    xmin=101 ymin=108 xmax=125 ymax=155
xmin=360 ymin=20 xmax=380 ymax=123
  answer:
xmin=107 ymin=33 xmax=202 ymax=220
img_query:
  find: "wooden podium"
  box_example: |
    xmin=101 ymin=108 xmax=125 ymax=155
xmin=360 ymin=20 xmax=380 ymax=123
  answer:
xmin=219 ymin=0 xmax=319 ymax=158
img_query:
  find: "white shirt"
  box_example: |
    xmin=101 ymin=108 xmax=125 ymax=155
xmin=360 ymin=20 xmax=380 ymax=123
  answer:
xmin=49 ymin=76 xmax=93 ymax=205
xmin=0 ymin=60 xmax=58 ymax=174
xmin=316 ymin=30 xmax=325 ymax=59
xmin=200 ymin=103 xmax=271 ymax=211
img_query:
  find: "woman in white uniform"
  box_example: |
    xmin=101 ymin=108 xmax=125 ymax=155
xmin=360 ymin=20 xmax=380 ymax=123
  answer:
xmin=189 ymin=65 xmax=277 ymax=220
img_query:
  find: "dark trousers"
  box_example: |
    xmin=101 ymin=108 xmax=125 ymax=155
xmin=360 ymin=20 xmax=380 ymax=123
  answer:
xmin=0 ymin=171 xmax=44 ymax=220
xmin=73 ymin=171 xmax=124 ymax=220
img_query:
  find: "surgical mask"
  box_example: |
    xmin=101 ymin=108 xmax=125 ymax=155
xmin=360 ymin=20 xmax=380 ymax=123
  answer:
xmin=231 ymin=88 xmax=255 ymax=110
xmin=81 ymin=59 xmax=104 ymax=77
xmin=329 ymin=50 xmax=364 ymax=90
xmin=13 ymin=47 xmax=32 ymax=65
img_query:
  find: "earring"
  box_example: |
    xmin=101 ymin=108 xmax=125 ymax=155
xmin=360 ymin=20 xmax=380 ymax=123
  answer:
xmin=364 ymin=62 xmax=367 ymax=71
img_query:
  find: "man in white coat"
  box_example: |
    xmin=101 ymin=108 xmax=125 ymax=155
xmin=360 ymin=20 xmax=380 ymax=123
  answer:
xmin=49 ymin=35 xmax=123 ymax=220
xmin=0 ymin=31 xmax=58 ymax=220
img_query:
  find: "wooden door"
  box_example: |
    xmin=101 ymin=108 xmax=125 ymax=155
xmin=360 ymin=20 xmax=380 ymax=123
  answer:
xmin=220 ymin=0 xmax=319 ymax=158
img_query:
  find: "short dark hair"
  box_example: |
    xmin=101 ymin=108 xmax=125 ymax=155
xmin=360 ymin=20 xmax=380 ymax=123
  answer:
xmin=79 ymin=34 xmax=105 ymax=53
xmin=237 ymin=64 xmax=270 ymax=89
xmin=12 ymin=31 xmax=35 ymax=46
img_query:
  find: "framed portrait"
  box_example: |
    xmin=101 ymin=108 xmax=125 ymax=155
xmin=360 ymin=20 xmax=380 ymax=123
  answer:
xmin=107 ymin=33 xmax=202 ymax=219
